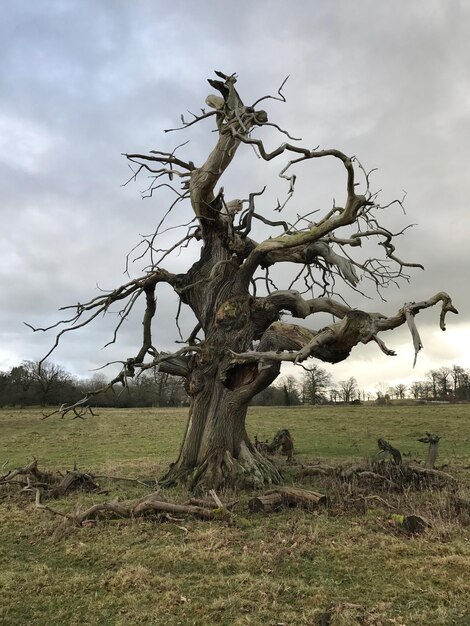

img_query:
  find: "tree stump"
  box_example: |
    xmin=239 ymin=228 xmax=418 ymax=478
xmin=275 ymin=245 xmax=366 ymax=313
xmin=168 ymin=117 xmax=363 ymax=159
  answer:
xmin=418 ymin=432 xmax=441 ymax=469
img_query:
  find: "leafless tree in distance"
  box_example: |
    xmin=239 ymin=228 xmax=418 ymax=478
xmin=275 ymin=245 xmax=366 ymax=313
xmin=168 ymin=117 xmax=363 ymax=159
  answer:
xmin=338 ymin=377 xmax=359 ymax=404
xmin=30 ymin=71 xmax=458 ymax=490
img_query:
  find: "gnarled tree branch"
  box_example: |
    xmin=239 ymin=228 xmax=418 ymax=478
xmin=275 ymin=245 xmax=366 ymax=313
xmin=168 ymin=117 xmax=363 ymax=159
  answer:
xmin=232 ymin=292 xmax=458 ymax=368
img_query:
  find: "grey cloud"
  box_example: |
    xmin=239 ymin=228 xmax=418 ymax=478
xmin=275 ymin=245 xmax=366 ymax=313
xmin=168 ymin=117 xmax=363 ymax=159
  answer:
xmin=1 ymin=1 xmax=468 ymax=392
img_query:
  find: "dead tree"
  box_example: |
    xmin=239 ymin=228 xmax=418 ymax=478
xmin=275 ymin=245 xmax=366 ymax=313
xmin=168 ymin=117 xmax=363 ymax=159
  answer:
xmin=30 ymin=71 xmax=458 ymax=491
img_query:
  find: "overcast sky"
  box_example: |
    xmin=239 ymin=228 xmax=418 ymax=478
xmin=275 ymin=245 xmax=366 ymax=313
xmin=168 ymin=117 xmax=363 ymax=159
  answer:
xmin=1 ymin=0 xmax=468 ymax=393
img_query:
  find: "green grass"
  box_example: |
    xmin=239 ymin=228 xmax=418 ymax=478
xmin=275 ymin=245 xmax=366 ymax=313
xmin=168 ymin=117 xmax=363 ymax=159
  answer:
xmin=1 ymin=405 xmax=470 ymax=626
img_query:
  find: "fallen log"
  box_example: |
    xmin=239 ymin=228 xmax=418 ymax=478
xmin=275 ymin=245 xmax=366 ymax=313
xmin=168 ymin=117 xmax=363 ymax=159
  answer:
xmin=28 ymin=488 xmax=233 ymax=527
xmin=249 ymin=486 xmax=328 ymax=513
xmin=248 ymin=492 xmax=284 ymax=513
xmin=410 ymin=466 xmax=457 ymax=488
xmin=133 ymin=498 xmax=232 ymax=521
xmin=185 ymin=496 xmax=238 ymax=511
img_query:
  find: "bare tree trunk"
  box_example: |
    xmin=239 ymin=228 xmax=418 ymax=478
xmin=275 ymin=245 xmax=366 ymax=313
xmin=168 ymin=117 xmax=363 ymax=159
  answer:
xmin=162 ymin=374 xmax=282 ymax=491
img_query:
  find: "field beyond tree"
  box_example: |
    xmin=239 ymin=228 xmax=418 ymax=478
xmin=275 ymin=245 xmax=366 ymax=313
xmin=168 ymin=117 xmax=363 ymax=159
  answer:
xmin=1 ymin=404 xmax=469 ymax=625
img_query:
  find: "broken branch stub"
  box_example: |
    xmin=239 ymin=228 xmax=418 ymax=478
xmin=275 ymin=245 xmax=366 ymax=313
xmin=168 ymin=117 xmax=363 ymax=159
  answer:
xmin=418 ymin=432 xmax=441 ymax=469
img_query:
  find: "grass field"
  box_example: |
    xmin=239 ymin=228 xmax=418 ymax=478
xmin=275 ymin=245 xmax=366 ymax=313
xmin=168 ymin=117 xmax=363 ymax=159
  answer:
xmin=1 ymin=404 xmax=469 ymax=626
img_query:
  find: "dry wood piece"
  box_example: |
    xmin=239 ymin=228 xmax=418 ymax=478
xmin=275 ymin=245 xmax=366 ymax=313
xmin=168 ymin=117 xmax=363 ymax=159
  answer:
xmin=185 ymin=496 xmax=217 ymax=508
xmin=185 ymin=496 xmax=239 ymax=511
xmin=275 ymin=486 xmax=328 ymax=508
xmin=0 ymin=459 xmax=99 ymax=497
xmin=132 ymin=498 xmax=231 ymax=521
xmin=30 ymin=489 xmax=234 ymax=528
xmin=249 ymin=486 xmax=328 ymax=513
xmin=1 ymin=458 xmax=54 ymax=485
xmin=269 ymin=429 xmax=295 ymax=462
xmin=248 ymin=492 xmax=284 ymax=513
xmin=296 ymin=455 xmax=457 ymax=494
xmin=255 ymin=429 xmax=295 ymax=462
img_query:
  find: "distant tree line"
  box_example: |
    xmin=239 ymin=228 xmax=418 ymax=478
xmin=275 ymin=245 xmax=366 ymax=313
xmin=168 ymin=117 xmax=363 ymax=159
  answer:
xmin=1 ymin=361 xmax=468 ymax=409
xmin=254 ymin=363 xmax=470 ymax=406
xmin=0 ymin=360 xmax=188 ymax=408
xmin=252 ymin=366 xmax=362 ymax=406
xmin=396 ymin=365 xmax=470 ymax=402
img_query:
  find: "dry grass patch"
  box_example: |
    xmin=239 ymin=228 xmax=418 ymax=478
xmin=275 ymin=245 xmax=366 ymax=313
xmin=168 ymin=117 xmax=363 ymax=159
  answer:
xmin=1 ymin=406 xmax=470 ymax=625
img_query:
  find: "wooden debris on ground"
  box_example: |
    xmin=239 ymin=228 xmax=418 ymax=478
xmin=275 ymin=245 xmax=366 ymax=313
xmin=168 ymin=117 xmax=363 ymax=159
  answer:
xmin=249 ymin=486 xmax=328 ymax=513
xmin=0 ymin=459 xmax=99 ymax=497
xmin=296 ymin=436 xmax=457 ymax=492
xmin=375 ymin=437 xmax=402 ymax=465
xmin=27 ymin=487 xmax=234 ymax=529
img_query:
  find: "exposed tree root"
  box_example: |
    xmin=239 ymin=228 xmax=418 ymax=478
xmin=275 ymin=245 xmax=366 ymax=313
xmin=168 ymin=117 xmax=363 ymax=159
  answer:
xmin=162 ymin=442 xmax=283 ymax=492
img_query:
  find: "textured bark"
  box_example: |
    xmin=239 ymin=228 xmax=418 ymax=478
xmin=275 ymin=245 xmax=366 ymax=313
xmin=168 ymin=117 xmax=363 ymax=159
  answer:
xmin=161 ymin=333 xmax=282 ymax=490
xmin=162 ymin=390 xmax=282 ymax=490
